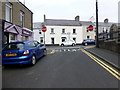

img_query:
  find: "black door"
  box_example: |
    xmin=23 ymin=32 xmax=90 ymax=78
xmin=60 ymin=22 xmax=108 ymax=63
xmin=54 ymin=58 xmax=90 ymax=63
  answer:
xmin=51 ymin=38 xmax=54 ymax=44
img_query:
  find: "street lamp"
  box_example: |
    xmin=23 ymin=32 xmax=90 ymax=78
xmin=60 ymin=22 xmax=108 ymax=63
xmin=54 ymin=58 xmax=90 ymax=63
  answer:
xmin=96 ymin=0 xmax=99 ymax=48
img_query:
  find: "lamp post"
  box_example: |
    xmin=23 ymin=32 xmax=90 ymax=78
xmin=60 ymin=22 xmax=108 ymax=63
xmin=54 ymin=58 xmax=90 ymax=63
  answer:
xmin=96 ymin=0 xmax=99 ymax=48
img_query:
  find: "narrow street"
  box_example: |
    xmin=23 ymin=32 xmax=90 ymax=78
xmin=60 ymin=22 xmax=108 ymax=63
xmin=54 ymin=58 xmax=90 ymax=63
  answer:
xmin=2 ymin=46 xmax=119 ymax=88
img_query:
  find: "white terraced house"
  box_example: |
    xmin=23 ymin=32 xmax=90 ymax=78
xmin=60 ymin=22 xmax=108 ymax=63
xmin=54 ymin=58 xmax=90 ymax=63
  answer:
xmin=33 ymin=15 xmax=96 ymax=45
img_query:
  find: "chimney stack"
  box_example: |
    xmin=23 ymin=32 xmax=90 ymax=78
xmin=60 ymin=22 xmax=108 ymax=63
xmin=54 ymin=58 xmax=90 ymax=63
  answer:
xmin=75 ymin=16 xmax=80 ymax=21
xmin=44 ymin=14 xmax=46 ymax=22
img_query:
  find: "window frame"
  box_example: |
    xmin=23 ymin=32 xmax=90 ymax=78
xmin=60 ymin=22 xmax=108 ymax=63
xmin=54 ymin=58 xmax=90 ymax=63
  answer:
xmin=20 ymin=11 xmax=25 ymax=27
xmin=73 ymin=29 xmax=76 ymax=34
xmin=28 ymin=41 xmax=36 ymax=48
xmin=61 ymin=37 xmax=66 ymax=42
xmin=5 ymin=2 xmax=12 ymax=22
xmin=73 ymin=38 xmax=76 ymax=42
xmin=51 ymin=28 xmax=54 ymax=34
xmin=62 ymin=29 xmax=65 ymax=34
xmin=40 ymin=37 xmax=43 ymax=43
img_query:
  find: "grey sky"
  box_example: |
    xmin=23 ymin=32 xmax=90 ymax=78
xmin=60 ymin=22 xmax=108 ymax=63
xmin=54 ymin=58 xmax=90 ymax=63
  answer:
xmin=20 ymin=0 xmax=119 ymax=23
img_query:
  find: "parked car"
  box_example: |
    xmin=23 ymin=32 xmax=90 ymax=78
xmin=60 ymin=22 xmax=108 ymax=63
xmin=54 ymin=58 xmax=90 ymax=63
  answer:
xmin=2 ymin=40 xmax=46 ymax=66
xmin=60 ymin=40 xmax=76 ymax=46
xmin=82 ymin=39 xmax=96 ymax=46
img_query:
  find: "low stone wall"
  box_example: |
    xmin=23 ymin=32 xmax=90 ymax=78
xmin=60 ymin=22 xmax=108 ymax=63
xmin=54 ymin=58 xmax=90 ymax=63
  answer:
xmin=99 ymin=40 xmax=120 ymax=54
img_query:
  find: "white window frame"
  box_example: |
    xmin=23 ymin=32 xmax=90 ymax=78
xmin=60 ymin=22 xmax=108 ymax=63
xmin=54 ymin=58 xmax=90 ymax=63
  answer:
xmin=5 ymin=2 xmax=12 ymax=22
xmin=51 ymin=28 xmax=54 ymax=33
xmin=40 ymin=37 xmax=43 ymax=43
xmin=62 ymin=29 xmax=65 ymax=34
xmin=73 ymin=29 xmax=76 ymax=34
xmin=20 ymin=11 xmax=25 ymax=27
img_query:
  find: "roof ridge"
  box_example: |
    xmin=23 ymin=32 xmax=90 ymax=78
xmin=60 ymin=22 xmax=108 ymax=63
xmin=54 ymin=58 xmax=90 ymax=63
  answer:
xmin=46 ymin=19 xmax=76 ymax=21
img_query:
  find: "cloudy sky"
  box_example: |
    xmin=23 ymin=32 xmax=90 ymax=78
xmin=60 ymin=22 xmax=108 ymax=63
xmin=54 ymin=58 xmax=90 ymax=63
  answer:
xmin=19 ymin=0 xmax=119 ymax=23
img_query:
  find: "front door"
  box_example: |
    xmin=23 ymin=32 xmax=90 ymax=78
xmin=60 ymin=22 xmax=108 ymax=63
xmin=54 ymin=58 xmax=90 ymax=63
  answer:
xmin=51 ymin=38 xmax=54 ymax=44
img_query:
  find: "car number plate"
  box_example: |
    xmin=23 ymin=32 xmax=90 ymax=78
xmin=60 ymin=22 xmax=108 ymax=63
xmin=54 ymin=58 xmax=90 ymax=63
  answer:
xmin=6 ymin=53 xmax=17 ymax=56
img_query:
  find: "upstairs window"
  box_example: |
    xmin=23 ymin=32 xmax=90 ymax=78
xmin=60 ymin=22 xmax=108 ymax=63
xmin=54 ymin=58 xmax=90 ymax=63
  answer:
xmin=62 ymin=29 xmax=65 ymax=33
xmin=51 ymin=28 xmax=54 ymax=33
xmin=20 ymin=11 xmax=25 ymax=27
xmin=73 ymin=29 xmax=76 ymax=34
xmin=5 ymin=2 xmax=12 ymax=22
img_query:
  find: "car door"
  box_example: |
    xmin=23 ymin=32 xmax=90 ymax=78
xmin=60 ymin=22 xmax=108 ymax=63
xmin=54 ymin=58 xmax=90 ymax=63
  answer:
xmin=69 ymin=40 xmax=73 ymax=45
xmin=34 ymin=41 xmax=43 ymax=59
xmin=90 ymin=39 xmax=95 ymax=45
xmin=28 ymin=41 xmax=39 ymax=59
xmin=65 ymin=40 xmax=69 ymax=45
xmin=87 ymin=39 xmax=91 ymax=45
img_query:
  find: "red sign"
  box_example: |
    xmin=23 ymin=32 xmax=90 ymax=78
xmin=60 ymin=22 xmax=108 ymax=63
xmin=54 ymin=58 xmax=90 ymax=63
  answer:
xmin=42 ymin=27 xmax=47 ymax=32
xmin=88 ymin=25 xmax=93 ymax=31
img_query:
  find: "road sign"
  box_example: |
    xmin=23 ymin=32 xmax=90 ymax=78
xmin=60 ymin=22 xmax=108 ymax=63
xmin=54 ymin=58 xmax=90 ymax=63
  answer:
xmin=42 ymin=27 xmax=47 ymax=32
xmin=88 ymin=25 xmax=93 ymax=31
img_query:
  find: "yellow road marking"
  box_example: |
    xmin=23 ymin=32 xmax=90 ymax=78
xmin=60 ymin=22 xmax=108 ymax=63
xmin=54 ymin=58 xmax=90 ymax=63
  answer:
xmin=83 ymin=50 xmax=120 ymax=76
xmin=84 ymin=46 xmax=95 ymax=49
xmin=81 ymin=48 xmax=120 ymax=80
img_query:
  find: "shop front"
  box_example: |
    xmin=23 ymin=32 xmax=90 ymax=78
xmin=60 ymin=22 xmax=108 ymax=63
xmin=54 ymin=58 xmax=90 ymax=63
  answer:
xmin=3 ymin=21 xmax=33 ymax=44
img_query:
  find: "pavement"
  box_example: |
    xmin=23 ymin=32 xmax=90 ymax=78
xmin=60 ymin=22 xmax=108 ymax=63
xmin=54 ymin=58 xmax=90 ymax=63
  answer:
xmin=84 ymin=46 xmax=120 ymax=70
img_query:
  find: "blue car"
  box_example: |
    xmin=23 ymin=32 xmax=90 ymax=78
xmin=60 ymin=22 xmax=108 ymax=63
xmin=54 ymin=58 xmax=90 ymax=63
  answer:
xmin=82 ymin=39 xmax=96 ymax=46
xmin=2 ymin=40 xmax=46 ymax=65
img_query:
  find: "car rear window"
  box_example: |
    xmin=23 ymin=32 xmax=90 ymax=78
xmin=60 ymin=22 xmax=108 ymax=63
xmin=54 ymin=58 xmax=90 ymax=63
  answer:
xmin=3 ymin=43 xmax=25 ymax=51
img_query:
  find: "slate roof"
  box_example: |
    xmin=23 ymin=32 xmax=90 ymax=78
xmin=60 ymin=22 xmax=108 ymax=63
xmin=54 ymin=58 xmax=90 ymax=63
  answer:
xmin=98 ymin=22 xmax=115 ymax=27
xmin=80 ymin=21 xmax=95 ymax=26
xmin=33 ymin=19 xmax=116 ymax=29
xmin=44 ymin=19 xmax=81 ymax=26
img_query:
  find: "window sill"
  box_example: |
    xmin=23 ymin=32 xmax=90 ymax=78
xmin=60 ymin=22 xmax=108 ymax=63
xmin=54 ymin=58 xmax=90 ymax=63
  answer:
xmin=72 ymin=33 xmax=77 ymax=35
xmin=61 ymin=33 xmax=66 ymax=34
xmin=50 ymin=33 xmax=55 ymax=34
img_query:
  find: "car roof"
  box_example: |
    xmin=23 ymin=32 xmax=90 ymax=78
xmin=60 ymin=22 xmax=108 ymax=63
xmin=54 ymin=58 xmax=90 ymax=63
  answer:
xmin=8 ymin=40 xmax=38 ymax=44
xmin=65 ymin=40 xmax=74 ymax=41
xmin=84 ymin=39 xmax=95 ymax=40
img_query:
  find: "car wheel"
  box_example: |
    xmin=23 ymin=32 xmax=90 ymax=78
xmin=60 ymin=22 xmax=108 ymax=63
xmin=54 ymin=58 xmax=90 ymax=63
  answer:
xmin=72 ymin=43 xmax=75 ymax=46
xmin=85 ymin=43 xmax=88 ymax=46
xmin=61 ymin=44 xmax=64 ymax=46
xmin=43 ymin=49 xmax=47 ymax=56
xmin=31 ymin=55 xmax=36 ymax=65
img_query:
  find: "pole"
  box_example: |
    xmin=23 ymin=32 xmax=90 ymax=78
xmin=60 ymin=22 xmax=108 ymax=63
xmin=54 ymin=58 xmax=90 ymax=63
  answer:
xmin=44 ymin=32 xmax=45 ymax=47
xmin=96 ymin=0 xmax=99 ymax=48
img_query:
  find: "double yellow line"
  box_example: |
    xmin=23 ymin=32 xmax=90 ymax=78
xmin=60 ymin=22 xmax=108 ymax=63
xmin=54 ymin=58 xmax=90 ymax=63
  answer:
xmin=81 ymin=48 xmax=120 ymax=80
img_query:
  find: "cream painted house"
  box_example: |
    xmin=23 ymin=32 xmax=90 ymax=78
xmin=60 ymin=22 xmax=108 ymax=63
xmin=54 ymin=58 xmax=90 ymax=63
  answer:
xmin=33 ymin=16 xmax=96 ymax=45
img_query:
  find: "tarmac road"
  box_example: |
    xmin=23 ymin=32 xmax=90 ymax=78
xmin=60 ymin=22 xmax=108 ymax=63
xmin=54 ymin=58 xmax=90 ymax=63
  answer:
xmin=2 ymin=46 xmax=119 ymax=88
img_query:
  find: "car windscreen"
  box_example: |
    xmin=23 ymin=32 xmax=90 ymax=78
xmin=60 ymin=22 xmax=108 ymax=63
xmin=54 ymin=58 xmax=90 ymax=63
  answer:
xmin=3 ymin=43 xmax=25 ymax=51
